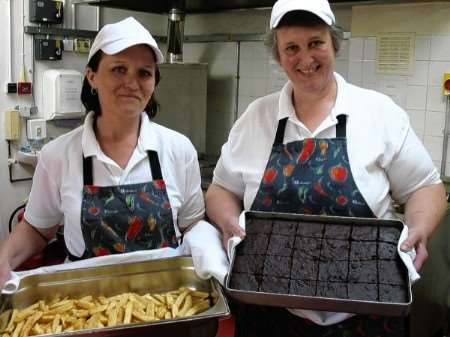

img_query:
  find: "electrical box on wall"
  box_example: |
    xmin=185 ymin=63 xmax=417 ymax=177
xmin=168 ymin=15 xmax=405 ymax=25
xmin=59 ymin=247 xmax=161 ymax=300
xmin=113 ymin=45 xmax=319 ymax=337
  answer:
xmin=29 ymin=0 xmax=63 ymax=24
xmin=41 ymin=69 xmax=83 ymax=120
xmin=443 ymin=73 xmax=450 ymax=96
xmin=34 ymin=39 xmax=62 ymax=61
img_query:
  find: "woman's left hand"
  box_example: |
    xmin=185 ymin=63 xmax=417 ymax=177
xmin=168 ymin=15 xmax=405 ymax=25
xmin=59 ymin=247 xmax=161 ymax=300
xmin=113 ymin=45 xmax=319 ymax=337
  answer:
xmin=400 ymin=226 xmax=428 ymax=271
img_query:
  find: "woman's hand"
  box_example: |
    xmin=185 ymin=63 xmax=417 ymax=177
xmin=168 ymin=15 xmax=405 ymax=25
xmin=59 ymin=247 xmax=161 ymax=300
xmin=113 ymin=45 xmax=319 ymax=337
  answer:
xmin=0 ymin=257 xmax=12 ymax=289
xmin=400 ymin=226 xmax=428 ymax=271
xmin=220 ymin=219 xmax=246 ymax=249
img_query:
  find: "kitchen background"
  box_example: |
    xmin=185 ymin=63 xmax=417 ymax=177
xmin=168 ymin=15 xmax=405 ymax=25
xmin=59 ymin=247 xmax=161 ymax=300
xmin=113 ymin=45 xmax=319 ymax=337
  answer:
xmin=2 ymin=0 xmax=450 ymax=242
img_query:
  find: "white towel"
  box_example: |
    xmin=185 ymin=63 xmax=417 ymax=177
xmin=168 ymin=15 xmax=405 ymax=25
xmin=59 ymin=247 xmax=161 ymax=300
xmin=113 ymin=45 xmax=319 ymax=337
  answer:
xmin=182 ymin=220 xmax=230 ymax=285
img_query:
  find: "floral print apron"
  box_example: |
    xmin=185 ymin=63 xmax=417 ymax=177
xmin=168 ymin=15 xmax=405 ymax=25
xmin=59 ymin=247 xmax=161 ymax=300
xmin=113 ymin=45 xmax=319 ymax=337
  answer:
xmin=235 ymin=115 xmax=405 ymax=337
xmin=70 ymin=150 xmax=178 ymax=260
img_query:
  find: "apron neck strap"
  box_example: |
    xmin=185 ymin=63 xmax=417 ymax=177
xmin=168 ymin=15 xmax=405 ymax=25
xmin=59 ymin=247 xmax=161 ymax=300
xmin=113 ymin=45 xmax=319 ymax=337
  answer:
xmin=82 ymin=150 xmax=163 ymax=186
xmin=273 ymin=117 xmax=289 ymax=146
xmin=336 ymin=114 xmax=347 ymax=138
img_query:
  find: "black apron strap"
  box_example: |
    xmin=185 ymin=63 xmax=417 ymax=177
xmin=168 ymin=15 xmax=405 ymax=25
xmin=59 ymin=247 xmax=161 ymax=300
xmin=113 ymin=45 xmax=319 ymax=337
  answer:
xmin=148 ymin=150 xmax=163 ymax=180
xmin=273 ymin=118 xmax=289 ymax=146
xmin=83 ymin=156 xmax=93 ymax=186
xmin=336 ymin=114 xmax=347 ymax=138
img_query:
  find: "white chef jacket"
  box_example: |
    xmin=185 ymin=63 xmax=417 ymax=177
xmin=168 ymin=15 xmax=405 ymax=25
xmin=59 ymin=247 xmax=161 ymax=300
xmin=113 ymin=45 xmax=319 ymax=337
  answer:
xmin=213 ymin=72 xmax=441 ymax=220
xmin=25 ymin=111 xmax=205 ymax=257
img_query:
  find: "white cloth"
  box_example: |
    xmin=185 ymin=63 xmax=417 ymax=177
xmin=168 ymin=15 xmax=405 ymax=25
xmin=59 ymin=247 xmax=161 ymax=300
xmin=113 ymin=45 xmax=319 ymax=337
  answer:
xmin=25 ymin=111 xmax=205 ymax=258
xmin=229 ymin=211 xmax=419 ymax=326
xmin=213 ymin=73 xmax=441 ymax=220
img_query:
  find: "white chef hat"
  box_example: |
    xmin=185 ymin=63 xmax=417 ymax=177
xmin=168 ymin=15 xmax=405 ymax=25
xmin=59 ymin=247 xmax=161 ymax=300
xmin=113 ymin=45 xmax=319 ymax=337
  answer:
xmin=88 ymin=17 xmax=164 ymax=64
xmin=270 ymin=0 xmax=335 ymax=29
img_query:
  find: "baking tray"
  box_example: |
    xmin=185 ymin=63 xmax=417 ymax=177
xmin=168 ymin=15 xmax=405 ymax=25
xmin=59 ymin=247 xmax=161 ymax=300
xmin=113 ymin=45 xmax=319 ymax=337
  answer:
xmin=0 ymin=256 xmax=230 ymax=337
xmin=225 ymin=211 xmax=412 ymax=317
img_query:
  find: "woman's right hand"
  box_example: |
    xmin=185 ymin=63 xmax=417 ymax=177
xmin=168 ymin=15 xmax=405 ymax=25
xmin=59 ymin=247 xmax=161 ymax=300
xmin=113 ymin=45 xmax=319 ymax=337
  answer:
xmin=220 ymin=219 xmax=246 ymax=249
xmin=0 ymin=257 xmax=12 ymax=290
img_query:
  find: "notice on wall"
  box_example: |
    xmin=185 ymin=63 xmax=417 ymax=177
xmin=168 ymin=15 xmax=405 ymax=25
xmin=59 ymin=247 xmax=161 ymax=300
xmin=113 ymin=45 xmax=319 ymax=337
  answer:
xmin=59 ymin=75 xmax=82 ymax=112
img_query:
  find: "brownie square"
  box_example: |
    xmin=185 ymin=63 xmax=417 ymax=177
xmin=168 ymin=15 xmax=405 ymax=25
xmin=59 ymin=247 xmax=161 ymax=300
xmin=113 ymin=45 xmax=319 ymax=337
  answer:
xmin=297 ymin=222 xmax=324 ymax=237
xmin=351 ymin=226 xmax=378 ymax=241
xmin=350 ymin=242 xmax=377 ymax=261
xmin=348 ymin=283 xmax=378 ymax=301
xmin=379 ymin=227 xmax=401 ymax=244
xmin=246 ymin=218 xmax=273 ymax=234
xmin=379 ymin=284 xmax=408 ymax=303
xmin=260 ymin=276 xmax=289 ymax=294
xmin=272 ymin=220 xmax=297 ymax=236
xmin=291 ymin=257 xmax=319 ymax=280
xmin=324 ymin=225 xmax=351 ymax=240
xmin=263 ymin=255 xmax=292 ymax=278
xmin=294 ymin=237 xmax=321 ymax=259
xmin=268 ymin=234 xmax=295 ymax=256
xmin=316 ymin=282 xmax=347 ymax=299
xmin=289 ymin=279 xmax=316 ymax=296
xmin=378 ymin=260 xmax=406 ymax=285
xmin=229 ymin=273 xmax=260 ymax=291
xmin=232 ymin=254 xmax=265 ymax=274
xmin=378 ymin=242 xmax=398 ymax=260
xmin=318 ymin=261 xmax=348 ymax=282
xmin=320 ymin=239 xmax=349 ymax=261
xmin=237 ymin=234 xmax=269 ymax=255
xmin=348 ymin=261 xmax=377 ymax=283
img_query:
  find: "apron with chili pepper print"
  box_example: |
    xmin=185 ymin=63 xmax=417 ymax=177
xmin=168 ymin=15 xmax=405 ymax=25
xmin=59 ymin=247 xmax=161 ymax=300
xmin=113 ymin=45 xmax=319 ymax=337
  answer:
xmin=236 ymin=115 xmax=405 ymax=337
xmin=73 ymin=150 xmax=178 ymax=260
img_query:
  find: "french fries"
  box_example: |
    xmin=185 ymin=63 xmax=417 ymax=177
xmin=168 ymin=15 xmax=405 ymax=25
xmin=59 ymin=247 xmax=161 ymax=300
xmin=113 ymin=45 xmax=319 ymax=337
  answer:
xmin=2 ymin=288 xmax=211 ymax=337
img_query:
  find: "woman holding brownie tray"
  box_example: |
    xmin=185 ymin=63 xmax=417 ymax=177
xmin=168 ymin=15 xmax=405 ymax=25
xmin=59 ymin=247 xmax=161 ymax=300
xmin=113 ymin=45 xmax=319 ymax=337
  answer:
xmin=205 ymin=0 xmax=447 ymax=336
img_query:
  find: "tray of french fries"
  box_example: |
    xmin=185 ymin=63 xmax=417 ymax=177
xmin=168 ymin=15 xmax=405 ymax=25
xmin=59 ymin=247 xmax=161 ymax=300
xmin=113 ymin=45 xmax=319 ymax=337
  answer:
xmin=0 ymin=256 xmax=230 ymax=337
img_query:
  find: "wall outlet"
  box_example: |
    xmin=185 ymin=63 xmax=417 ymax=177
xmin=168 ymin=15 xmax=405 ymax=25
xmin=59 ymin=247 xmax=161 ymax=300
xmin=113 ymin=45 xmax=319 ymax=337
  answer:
xmin=18 ymin=82 xmax=32 ymax=95
xmin=6 ymin=82 xmax=17 ymax=94
xmin=27 ymin=119 xmax=47 ymax=140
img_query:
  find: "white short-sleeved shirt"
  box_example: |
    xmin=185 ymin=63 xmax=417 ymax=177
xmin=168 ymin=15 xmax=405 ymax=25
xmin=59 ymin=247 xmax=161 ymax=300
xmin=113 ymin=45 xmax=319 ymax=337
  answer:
xmin=213 ymin=73 xmax=441 ymax=219
xmin=25 ymin=111 xmax=205 ymax=257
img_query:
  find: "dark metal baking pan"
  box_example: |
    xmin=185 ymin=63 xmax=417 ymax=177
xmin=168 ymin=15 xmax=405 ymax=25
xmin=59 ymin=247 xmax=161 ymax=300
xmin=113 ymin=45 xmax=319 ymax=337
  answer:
xmin=0 ymin=256 xmax=230 ymax=337
xmin=225 ymin=211 xmax=412 ymax=317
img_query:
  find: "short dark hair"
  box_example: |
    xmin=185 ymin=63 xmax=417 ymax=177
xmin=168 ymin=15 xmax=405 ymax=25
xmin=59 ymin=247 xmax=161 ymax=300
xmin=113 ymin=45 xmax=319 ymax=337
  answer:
xmin=80 ymin=49 xmax=161 ymax=119
xmin=265 ymin=10 xmax=343 ymax=62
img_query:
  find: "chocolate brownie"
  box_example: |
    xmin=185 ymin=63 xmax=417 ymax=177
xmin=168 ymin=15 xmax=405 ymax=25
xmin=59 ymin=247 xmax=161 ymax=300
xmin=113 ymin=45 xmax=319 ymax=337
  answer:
xmin=297 ymin=222 xmax=324 ymax=237
xmin=263 ymin=255 xmax=292 ymax=278
xmin=378 ymin=242 xmax=398 ymax=260
xmin=237 ymin=233 xmax=269 ymax=255
xmin=348 ymin=261 xmax=377 ymax=283
xmin=379 ymin=227 xmax=401 ymax=244
xmin=294 ymin=237 xmax=321 ymax=259
xmin=289 ymin=279 xmax=316 ymax=296
xmin=229 ymin=273 xmax=260 ymax=291
xmin=351 ymin=226 xmax=378 ymax=241
xmin=350 ymin=242 xmax=377 ymax=261
xmin=232 ymin=254 xmax=265 ymax=274
xmin=320 ymin=239 xmax=349 ymax=261
xmin=268 ymin=234 xmax=295 ymax=256
xmin=379 ymin=284 xmax=408 ymax=303
xmin=324 ymin=224 xmax=351 ymax=240
xmin=316 ymin=282 xmax=347 ymax=299
xmin=260 ymin=276 xmax=289 ymax=294
xmin=348 ymin=283 xmax=378 ymax=301
xmin=246 ymin=218 xmax=273 ymax=234
xmin=318 ymin=261 xmax=348 ymax=282
xmin=291 ymin=257 xmax=319 ymax=281
xmin=378 ymin=260 xmax=406 ymax=285
xmin=272 ymin=220 xmax=297 ymax=236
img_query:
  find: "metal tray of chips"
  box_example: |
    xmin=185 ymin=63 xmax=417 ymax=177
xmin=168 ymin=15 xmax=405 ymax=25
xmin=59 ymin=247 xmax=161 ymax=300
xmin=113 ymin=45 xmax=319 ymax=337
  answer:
xmin=0 ymin=256 xmax=230 ymax=337
xmin=225 ymin=211 xmax=412 ymax=317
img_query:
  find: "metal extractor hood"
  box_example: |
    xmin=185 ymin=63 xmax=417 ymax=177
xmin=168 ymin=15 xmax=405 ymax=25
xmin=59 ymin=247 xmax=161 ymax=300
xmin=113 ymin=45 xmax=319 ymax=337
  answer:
xmin=72 ymin=0 xmax=381 ymax=14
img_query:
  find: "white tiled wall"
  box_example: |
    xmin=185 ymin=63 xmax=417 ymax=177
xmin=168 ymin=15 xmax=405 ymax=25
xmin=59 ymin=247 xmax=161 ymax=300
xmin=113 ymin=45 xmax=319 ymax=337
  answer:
xmin=347 ymin=35 xmax=450 ymax=176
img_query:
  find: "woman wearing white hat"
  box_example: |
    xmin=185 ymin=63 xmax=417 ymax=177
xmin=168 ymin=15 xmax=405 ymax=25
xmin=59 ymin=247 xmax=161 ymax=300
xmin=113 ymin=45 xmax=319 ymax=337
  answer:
xmin=206 ymin=0 xmax=446 ymax=336
xmin=0 ymin=18 xmax=204 ymax=279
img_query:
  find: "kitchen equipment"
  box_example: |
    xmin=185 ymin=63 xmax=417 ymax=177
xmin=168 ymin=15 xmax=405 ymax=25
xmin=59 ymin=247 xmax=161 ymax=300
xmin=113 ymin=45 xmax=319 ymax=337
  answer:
xmin=0 ymin=256 xmax=230 ymax=337
xmin=225 ymin=211 xmax=412 ymax=317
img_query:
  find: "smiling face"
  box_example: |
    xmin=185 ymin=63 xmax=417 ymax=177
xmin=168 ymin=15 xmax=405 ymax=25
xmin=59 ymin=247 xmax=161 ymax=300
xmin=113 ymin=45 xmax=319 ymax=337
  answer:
xmin=276 ymin=25 xmax=335 ymax=95
xmin=86 ymin=44 xmax=156 ymax=120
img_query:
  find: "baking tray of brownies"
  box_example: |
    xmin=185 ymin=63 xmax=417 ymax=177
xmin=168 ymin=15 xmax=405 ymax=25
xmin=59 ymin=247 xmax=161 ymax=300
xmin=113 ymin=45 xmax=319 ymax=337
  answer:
xmin=224 ymin=211 xmax=412 ymax=317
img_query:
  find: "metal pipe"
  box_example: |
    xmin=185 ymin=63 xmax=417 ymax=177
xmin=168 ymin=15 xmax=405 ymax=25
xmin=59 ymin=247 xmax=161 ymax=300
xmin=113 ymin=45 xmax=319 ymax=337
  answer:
xmin=7 ymin=0 xmax=12 ymax=82
xmin=234 ymin=41 xmax=241 ymax=122
xmin=441 ymin=96 xmax=450 ymax=177
xmin=71 ymin=2 xmax=76 ymax=29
